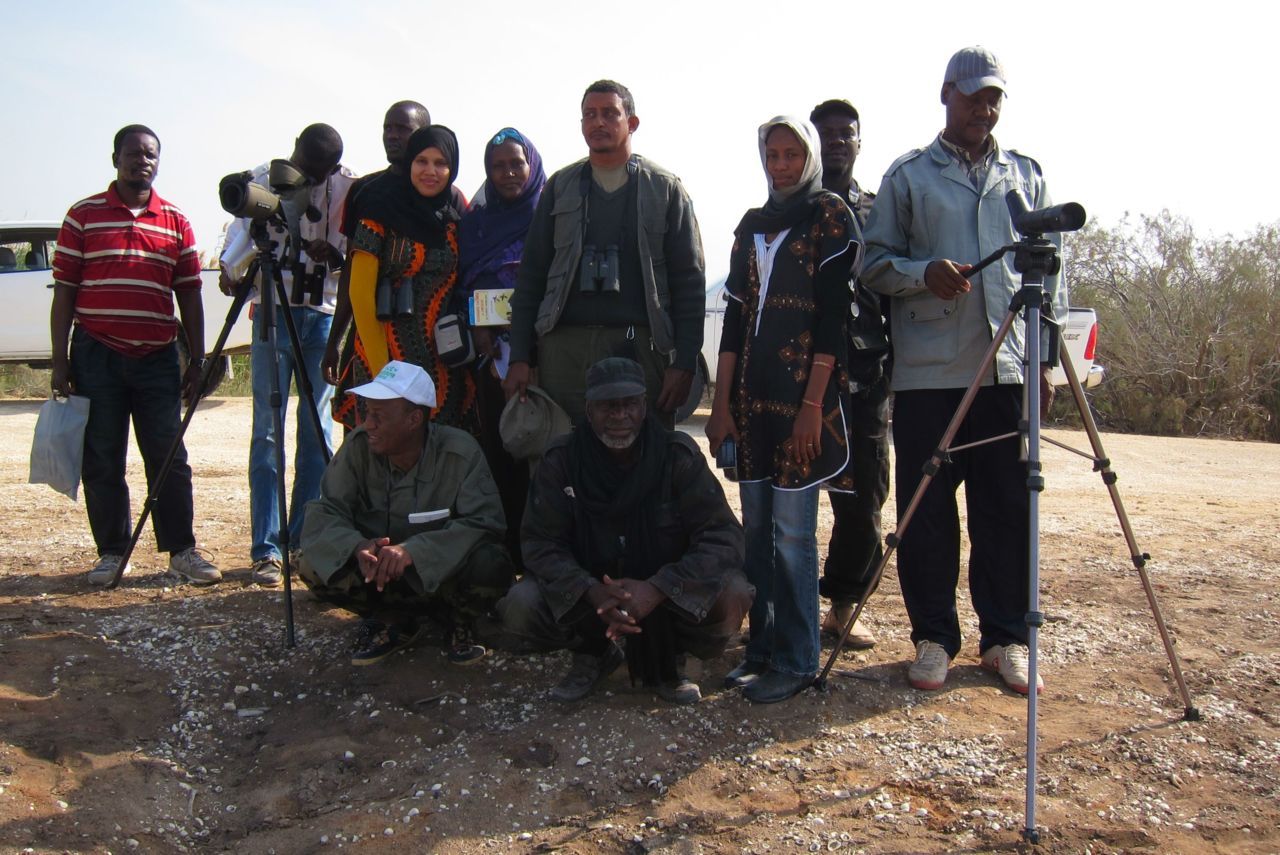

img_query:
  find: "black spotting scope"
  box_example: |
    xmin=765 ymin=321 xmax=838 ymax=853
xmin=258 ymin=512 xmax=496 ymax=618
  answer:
xmin=1006 ymin=189 xmax=1086 ymax=237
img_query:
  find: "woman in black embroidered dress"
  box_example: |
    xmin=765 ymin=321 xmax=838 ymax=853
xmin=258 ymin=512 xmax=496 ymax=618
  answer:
xmin=706 ymin=116 xmax=862 ymax=703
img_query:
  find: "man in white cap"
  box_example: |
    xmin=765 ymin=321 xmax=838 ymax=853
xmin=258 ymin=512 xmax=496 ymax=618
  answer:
xmin=298 ymin=360 xmax=513 ymax=665
xmin=861 ymin=46 xmax=1066 ymax=695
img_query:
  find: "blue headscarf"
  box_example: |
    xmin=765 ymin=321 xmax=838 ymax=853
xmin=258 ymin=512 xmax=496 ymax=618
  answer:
xmin=457 ymin=128 xmax=546 ymax=295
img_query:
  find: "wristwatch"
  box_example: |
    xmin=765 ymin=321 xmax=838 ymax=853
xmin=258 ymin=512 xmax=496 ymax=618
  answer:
xmin=189 ymin=357 xmax=207 ymax=371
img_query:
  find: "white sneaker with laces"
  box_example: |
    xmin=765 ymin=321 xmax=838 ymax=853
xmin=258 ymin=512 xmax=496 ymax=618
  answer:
xmin=981 ymin=643 xmax=1044 ymax=695
xmin=169 ymin=547 xmax=222 ymax=586
xmin=907 ymin=640 xmax=951 ymax=690
xmin=87 ymin=554 xmax=131 ymax=587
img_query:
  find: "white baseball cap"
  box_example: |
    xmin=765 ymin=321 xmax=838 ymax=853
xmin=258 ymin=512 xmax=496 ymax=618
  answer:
xmin=349 ymin=360 xmax=437 ymax=407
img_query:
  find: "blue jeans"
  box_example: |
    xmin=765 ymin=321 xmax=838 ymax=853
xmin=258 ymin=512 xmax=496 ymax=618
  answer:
xmin=249 ymin=306 xmax=334 ymax=561
xmin=739 ymin=481 xmax=821 ymax=676
xmin=70 ymin=328 xmax=195 ymax=556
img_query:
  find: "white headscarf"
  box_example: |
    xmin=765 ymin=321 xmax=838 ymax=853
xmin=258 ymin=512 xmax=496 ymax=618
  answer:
xmin=757 ymin=116 xmax=823 ymax=206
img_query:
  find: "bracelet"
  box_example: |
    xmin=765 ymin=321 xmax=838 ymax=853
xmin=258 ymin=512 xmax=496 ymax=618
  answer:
xmin=803 ymin=398 xmax=822 ymax=408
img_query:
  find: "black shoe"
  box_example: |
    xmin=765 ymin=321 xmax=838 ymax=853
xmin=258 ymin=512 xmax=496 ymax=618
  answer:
xmin=446 ymin=625 xmax=487 ymax=666
xmin=742 ymin=669 xmax=815 ymax=704
xmin=723 ymin=659 xmax=768 ymax=689
xmin=550 ymin=644 xmax=625 ymax=702
xmin=655 ymin=675 xmax=702 ymax=705
xmin=351 ymin=620 xmax=422 ymax=666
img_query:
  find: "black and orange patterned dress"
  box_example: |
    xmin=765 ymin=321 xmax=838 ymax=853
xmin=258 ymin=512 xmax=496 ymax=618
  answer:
xmin=334 ymin=217 xmax=479 ymax=434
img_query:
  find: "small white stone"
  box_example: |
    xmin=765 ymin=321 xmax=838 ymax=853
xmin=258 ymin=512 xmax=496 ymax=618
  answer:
xmin=384 ymin=827 xmax=394 ymax=837
xmin=320 ymin=835 xmax=329 ymax=844
xmin=343 ymin=751 xmax=355 ymax=761
xmin=517 ymin=832 xmax=532 ymax=841
xmin=234 ymin=685 xmax=249 ymax=695
xmin=576 ymin=757 xmax=592 ymax=767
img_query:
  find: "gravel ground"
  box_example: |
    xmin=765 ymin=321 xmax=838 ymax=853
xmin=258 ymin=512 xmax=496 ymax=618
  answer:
xmin=0 ymin=397 xmax=1277 ymax=854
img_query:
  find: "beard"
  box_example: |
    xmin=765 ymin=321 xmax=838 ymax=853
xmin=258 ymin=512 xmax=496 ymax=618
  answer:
xmin=596 ymin=429 xmax=639 ymax=450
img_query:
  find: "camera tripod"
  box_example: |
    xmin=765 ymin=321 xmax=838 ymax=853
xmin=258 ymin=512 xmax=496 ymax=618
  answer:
xmin=104 ymin=219 xmax=332 ymax=649
xmin=814 ymin=228 xmax=1199 ymax=844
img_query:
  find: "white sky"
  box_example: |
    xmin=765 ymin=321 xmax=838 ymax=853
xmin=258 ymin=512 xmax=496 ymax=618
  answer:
xmin=3 ymin=0 xmax=1276 ymax=279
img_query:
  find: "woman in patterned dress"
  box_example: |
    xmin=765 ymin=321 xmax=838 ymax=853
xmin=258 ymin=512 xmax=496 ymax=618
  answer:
xmin=336 ymin=125 xmax=477 ymax=433
xmin=705 ymin=116 xmax=862 ymax=704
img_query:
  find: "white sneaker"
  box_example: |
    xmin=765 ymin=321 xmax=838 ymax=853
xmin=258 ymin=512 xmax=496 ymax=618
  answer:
xmin=981 ymin=643 xmax=1044 ymax=695
xmin=87 ymin=554 xmax=131 ymax=586
xmin=907 ymin=640 xmax=951 ymax=690
xmin=169 ymin=547 xmax=222 ymax=586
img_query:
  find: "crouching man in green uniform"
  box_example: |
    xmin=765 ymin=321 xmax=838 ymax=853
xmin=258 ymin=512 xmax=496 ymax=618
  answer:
xmin=299 ymin=361 xmax=514 ymax=665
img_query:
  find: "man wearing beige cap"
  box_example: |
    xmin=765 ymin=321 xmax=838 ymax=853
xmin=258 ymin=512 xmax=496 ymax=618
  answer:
xmin=299 ymin=360 xmax=514 ymax=665
xmin=862 ymin=46 xmax=1067 ymax=695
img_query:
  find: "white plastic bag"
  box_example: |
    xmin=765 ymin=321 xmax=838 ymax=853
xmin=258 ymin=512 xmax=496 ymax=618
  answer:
xmin=29 ymin=394 xmax=90 ymax=500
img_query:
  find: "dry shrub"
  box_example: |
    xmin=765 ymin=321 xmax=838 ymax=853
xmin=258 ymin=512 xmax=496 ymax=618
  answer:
xmin=1065 ymin=214 xmax=1280 ymax=441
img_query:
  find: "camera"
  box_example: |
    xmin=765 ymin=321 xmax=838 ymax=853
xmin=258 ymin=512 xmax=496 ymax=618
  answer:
xmin=579 ymin=244 xmax=621 ymax=294
xmin=218 ymin=158 xmax=308 ymax=222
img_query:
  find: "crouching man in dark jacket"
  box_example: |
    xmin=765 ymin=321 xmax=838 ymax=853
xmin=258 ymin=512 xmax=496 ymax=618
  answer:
xmin=495 ymin=357 xmax=753 ymax=704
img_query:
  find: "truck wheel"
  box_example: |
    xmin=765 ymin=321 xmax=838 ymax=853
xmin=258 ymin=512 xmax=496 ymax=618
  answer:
xmin=675 ymin=353 xmax=710 ymax=424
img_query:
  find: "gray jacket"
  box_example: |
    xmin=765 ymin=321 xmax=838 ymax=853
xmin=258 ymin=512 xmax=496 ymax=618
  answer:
xmin=508 ymin=156 xmax=706 ymax=370
xmin=861 ymin=135 xmax=1068 ymax=390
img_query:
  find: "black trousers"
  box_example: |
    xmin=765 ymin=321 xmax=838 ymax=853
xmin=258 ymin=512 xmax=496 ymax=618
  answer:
xmin=821 ymin=372 xmax=891 ymax=604
xmin=71 ymin=329 xmax=195 ymax=556
xmin=891 ymin=386 xmax=1030 ymax=658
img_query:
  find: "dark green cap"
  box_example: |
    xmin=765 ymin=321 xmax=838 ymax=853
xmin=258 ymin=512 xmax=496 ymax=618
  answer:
xmin=585 ymin=357 xmax=646 ymax=402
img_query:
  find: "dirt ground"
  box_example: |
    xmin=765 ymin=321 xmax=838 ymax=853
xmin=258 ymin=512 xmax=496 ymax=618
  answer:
xmin=0 ymin=397 xmax=1276 ymax=854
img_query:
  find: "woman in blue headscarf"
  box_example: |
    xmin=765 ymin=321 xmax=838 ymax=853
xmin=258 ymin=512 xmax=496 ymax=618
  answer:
xmin=458 ymin=127 xmax=547 ymax=562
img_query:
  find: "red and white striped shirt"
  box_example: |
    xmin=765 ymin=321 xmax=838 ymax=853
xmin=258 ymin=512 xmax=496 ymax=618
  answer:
xmin=53 ymin=182 xmax=202 ymax=356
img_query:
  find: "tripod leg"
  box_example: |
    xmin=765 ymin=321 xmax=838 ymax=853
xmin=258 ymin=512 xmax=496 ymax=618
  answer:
xmin=271 ymin=276 xmax=333 ymax=466
xmin=106 ymin=284 xmax=253 ymax=589
xmin=1058 ymin=339 xmax=1200 ymax=719
xmin=258 ymin=270 xmax=297 ymax=648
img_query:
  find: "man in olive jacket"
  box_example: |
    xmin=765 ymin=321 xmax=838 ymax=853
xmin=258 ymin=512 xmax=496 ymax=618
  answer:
xmin=504 ymin=80 xmax=705 ymax=428
xmin=300 ymin=361 xmax=513 ymax=665
xmin=495 ymin=358 xmax=752 ymax=705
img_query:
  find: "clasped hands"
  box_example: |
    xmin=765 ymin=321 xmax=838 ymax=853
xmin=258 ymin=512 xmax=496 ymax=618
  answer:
xmin=586 ymin=575 xmax=665 ymax=641
xmin=355 ymin=537 xmax=413 ymax=592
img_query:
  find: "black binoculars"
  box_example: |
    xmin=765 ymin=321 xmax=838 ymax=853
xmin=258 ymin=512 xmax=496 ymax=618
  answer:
xmin=579 ymin=244 xmax=620 ymax=294
xmin=375 ymin=276 xmax=415 ymax=320
xmin=290 ymin=262 xmax=327 ymax=307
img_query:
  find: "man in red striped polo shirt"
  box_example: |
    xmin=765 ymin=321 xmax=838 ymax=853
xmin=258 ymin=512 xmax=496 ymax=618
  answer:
xmin=50 ymin=124 xmax=221 ymax=587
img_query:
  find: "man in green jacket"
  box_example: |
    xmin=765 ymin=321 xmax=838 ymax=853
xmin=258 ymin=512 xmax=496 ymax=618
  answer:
xmin=504 ymin=79 xmax=706 ymax=428
xmin=299 ymin=361 xmax=513 ymax=665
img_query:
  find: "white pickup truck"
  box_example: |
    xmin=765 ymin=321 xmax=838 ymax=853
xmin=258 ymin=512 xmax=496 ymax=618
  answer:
xmin=0 ymin=220 xmax=253 ymax=392
xmin=700 ymin=278 xmax=1104 ymax=388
